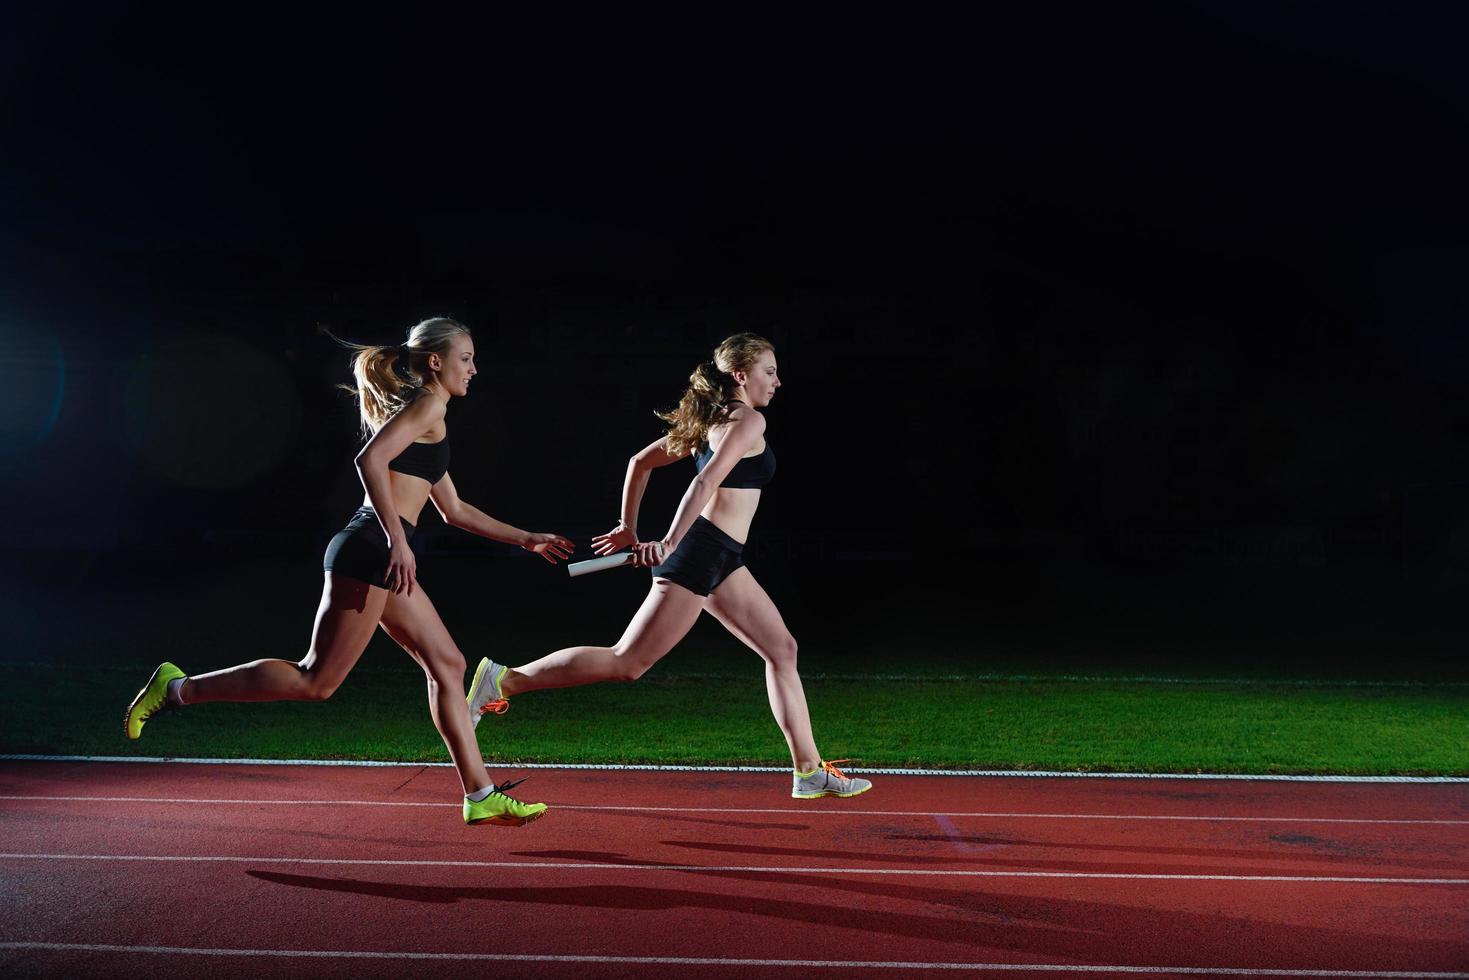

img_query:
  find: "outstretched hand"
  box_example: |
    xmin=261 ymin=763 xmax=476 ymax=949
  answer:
xmin=523 ymin=532 xmax=575 ymax=564
xmin=592 ymin=524 xmax=636 ymax=556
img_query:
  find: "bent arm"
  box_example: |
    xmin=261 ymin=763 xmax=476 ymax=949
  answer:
xmin=354 ymin=397 xmax=444 ymax=544
xmin=428 ymin=472 xmax=531 ymax=546
xmin=661 ymin=412 xmax=764 ymax=549
xmin=619 ymin=436 xmax=687 ymax=536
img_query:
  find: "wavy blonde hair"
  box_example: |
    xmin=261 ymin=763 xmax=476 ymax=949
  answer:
xmin=331 ymin=317 xmax=471 ymax=436
xmin=656 ymin=332 xmax=773 ymax=457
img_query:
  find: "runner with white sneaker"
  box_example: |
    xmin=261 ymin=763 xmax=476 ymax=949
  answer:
xmin=468 ymin=332 xmax=871 ymax=801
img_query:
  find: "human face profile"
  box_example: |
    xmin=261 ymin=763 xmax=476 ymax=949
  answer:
xmin=435 ymin=335 xmax=477 ymax=397
xmin=738 ymin=349 xmax=780 ymax=408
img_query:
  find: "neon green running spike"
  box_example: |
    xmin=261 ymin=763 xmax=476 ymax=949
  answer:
xmin=463 ymin=779 xmax=547 ymax=827
xmin=124 ymin=662 xmax=186 ymax=740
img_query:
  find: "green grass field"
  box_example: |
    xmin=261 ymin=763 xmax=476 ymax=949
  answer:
xmin=7 ymin=555 xmax=1467 ymax=775
xmin=3 ymin=663 xmax=1466 ymax=774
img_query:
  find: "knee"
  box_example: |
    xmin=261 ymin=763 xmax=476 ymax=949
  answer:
xmin=428 ymin=649 xmax=467 ymax=680
xmin=765 ymin=635 xmax=798 ymax=671
xmin=294 ymin=658 xmax=340 ymax=701
xmin=609 ymin=647 xmax=653 ymax=683
xmin=298 ymin=674 xmax=340 ymax=702
xmin=611 ymin=661 xmax=650 ymax=683
xmin=401 ymin=642 xmax=465 ymax=686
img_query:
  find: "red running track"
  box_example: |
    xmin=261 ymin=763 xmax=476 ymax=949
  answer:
xmin=1 ymin=760 xmax=1466 ymax=978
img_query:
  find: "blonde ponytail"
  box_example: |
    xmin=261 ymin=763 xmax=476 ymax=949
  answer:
xmin=328 ymin=316 xmax=471 ymax=436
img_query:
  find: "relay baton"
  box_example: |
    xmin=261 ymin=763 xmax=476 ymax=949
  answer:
xmin=567 ymin=553 xmax=637 ymax=578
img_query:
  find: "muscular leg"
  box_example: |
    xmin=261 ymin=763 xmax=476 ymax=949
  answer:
xmin=500 ymin=579 xmax=706 ymax=696
xmin=704 ymin=567 xmax=821 ymax=771
xmin=377 ymin=584 xmax=490 ymax=795
xmin=181 ymin=574 xmax=387 ymax=704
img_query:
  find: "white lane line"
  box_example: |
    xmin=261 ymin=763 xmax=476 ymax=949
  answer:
xmin=4 ymin=755 xmax=1466 ymax=782
xmin=0 ymin=853 xmax=1465 ymax=884
xmin=0 ymin=942 xmax=1464 ymax=976
xmin=0 ymin=794 xmax=454 ymax=807
xmin=3 ymin=795 xmax=1466 ymax=826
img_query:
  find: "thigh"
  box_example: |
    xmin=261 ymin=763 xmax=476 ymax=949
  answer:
xmin=378 ymin=584 xmax=462 ymax=674
xmin=617 ymin=578 xmax=709 ymax=665
xmin=302 ymin=573 xmax=391 ymax=684
xmin=703 ymin=566 xmax=794 ymax=657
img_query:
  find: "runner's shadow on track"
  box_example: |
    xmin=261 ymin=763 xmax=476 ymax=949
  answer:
xmin=887 ymin=834 xmax=1409 ymax=867
xmin=241 ymin=865 xmax=1463 ymax=966
xmin=675 ymin=865 xmax=1468 ymax=967
xmin=899 ymin=830 xmax=1458 ymax=868
xmin=596 ymin=810 xmax=810 ymax=832
xmin=241 ymin=867 xmax=1078 ymax=949
xmin=671 ymin=838 xmax=1454 ymax=874
xmin=888 ymin=831 xmax=1376 ymax=861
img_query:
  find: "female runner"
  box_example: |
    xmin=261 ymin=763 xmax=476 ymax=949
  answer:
xmin=466 ymin=332 xmax=871 ymax=799
xmin=124 ymin=317 xmax=574 ymax=826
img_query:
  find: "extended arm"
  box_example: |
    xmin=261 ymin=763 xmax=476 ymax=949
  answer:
xmin=429 ymin=472 xmax=574 ymax=564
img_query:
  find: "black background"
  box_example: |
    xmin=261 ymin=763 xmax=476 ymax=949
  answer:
xmin=4 ymin=4 xmax=1466 ymax=675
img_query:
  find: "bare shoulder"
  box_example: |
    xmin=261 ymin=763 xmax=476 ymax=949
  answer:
xmin=373 ymin=392 xmax=447 ymax=448
xmin=414 ymin=393 xmax=448 ymax=420
xmin=725 ymin=403 xmax=767 ymax=435
xmin=709 ymin=404 xmax=765 ymax=455
xmin=397 ymin=393 xmax=447 ymax=428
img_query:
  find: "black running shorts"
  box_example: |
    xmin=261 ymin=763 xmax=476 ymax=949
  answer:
xmin=322 ymin=506 xmax=416 ymax=588
xmin=651 ymin=515 xmax=745 ymax=597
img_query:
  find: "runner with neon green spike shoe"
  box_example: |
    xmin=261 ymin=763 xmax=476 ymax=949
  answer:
xmin=124 ymin=662 xmax=185 ymax=740
xmin=119 ymin=318 xmax=570 ymax=828
xmin=464 ymin=778 xmax=547 ymax=826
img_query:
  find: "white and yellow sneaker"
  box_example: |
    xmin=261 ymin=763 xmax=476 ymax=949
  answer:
xmin=792 ymin=760 xmax=872 ymax=799
xmin=467 ymin=657 xmax=510 ymax=728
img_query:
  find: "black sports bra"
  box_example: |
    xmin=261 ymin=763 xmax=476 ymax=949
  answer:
xmin=695 ymin=408 xmax=776 ymax=489
xmin=388 ymin=438 xmax=450 ymax=485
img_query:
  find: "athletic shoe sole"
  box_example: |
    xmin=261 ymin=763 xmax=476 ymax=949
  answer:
xmin=792 ymin=784 xmax=873 ymax=799
xmin=465 ymin=809 xmax=547 ymax=827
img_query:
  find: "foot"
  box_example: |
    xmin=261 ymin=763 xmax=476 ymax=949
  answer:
xmin=463 ymin=778 xmax=547 ymax=826
xmin=124 ymin=662 xmax=186 ymax=740
xmin=467 ymin=657 xmax=510 ymax=729
xmin=792 ymin=760 xmax=872 ymax=799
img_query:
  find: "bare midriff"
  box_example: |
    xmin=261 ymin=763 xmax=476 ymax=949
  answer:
xmin=361 ymin=471 xmax=435 ymax=527
xmin=701 ymin=486 xmax=761 ymax=543
xmin=698 ymin=432 xmax=767 ymax=544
